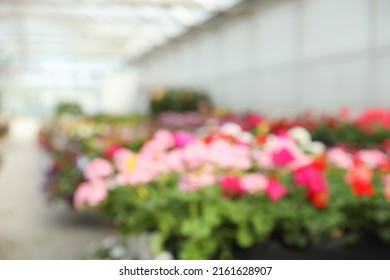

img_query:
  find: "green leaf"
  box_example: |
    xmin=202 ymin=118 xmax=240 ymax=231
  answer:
xmin=237 ymin=223 xmax=253 ymax=248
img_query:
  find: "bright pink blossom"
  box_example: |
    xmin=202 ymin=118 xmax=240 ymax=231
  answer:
xmin=219 ymin=175 xmax=245 ymax=196
xmin=294 ymin=166 xmax=327 ymax=193
xmin=272 ymin=147 xmax=296 ymax=166
xmin=172 ymin=131 xmax=196 ymax=148
xmin=265 ymin=178 xmax=287 ymax=201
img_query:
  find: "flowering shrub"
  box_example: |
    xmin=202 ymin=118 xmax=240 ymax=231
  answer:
xmin=149 ymin=88 xmax=212 ymax=115
xmin=74 ymin=124 xmax=390 ymax=259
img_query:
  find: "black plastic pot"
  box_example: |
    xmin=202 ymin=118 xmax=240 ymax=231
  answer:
xmin=233 ymin=235 xmax=390 ymax=260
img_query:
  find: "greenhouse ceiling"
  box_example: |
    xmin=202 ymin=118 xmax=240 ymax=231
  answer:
xmin=0 ymin=0 xmax=243 ymax=62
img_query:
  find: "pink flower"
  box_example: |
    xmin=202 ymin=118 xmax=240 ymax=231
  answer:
xmin=241 ymin=174 xmax=267 ymax=193
xmin=383 ymin=175 xmax=390 ymax=187
xmin=209 ymin=140 xmax=251 ymax=170
xmin=326 ymin=147 xmax=353 ymax=169
xmin=265 ymin=178 xmax=287 ymax=201
xmin=172 ymin=131 xmax=196 ymax=148
xmin=165 ymin=150 xmax=185 ymax=172
xmin=113 ymin=149 xmax=136 ymax=172
xmin=272 ymin=147 xmax=296 ymax=167
xmin=357 ymin=149 xmax=388 ymax=169
xmin=84 ymin=158 xmax=113 ymax=181
xmin=219 ymin=175 xmax=245 ymax=196
xmin=179 ymin=172 xmax=216 ymax=192
xmin=294 ymin=166 xmax=327 ymax=193
xmin=254 ymin=151 xmax=274 ymax=169
xmin=182 ymin=140 xmax=209 ymax=170
xmin=73 ymin=180 xmax=108 ymax=208
xmin=153 ymin=129 xmax=174 ymax=150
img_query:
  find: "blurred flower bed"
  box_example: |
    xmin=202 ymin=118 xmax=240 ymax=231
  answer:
xmin=73 ymin=121 xmax=390 ymax=259
xmin=39 ymin=107 xmax=390 ymax=259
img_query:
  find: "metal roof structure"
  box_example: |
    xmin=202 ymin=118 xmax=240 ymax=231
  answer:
xmin=0 ymin=0 xmax=243 ymax=61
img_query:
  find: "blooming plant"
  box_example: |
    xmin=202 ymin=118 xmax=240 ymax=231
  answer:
xmin=73 ymin=124 xmax=390 ymax=259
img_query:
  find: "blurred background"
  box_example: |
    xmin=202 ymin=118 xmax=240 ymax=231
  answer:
xmin=0 ymin=0 xmax=389 ymax=259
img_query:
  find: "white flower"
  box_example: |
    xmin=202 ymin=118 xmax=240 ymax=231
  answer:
xmin=306 ymin=141 xmax=325 ymax=155
xmin=238 ymin=132 xmax=254 ymax=144
xmin=220 ymin=123 xmax=242 ymax=136
xmin=289 ymin=127 xmax=311 ymax=146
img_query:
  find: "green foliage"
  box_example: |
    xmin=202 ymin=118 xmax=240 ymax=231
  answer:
xmin=100 ymin=167 xmax=390 ymax=260
xmin=55 ymin=102 xmax=84 ymax=117
xmin=149 ymin=88 xmax=212 ymax=115
xmin=310 ymin=122 xmax=390 ymax=149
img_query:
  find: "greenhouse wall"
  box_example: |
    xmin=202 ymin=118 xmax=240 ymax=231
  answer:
xmin=139 ymin=0 xmax=390 ymax=115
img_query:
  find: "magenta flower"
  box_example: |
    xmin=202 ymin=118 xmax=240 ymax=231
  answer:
xmin=265 ymin=178 xmax=287 ymax=201
xmin=219 ymin=174 xmax=245 ymax=196
xmin=172 ymin=131 xmax=196 ymax=148
xmin=272 ymin=147 xmax=296 ymax=167
xmin=74 ymin=180 xmax=108 ymax=208
xmin=241 ymin=174 xmax=267 ymax=193
xmin=84 ymin=158 xmax=114 ymax=181
xmin=104 ymin=144 xmax=122 ymax=158
xmin=294 ymin=166 xmax=327 ymax=193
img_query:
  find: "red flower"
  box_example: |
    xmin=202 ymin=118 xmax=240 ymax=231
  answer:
xmin=219 ymin=175 xmax=245 ymax=197
xmin=242 ymin=113 xmax=263 ymax=130
xmin=308 ymin=155 xmax=327 ymax=171
xmin=309 ymin=190 xmax=329 ymax=208
xmin=204 ymin=132 xmax=235 ymax=144
xmin=255 ymin=135 xmax=267 ymax=145
xmin=104 ymin=144 xmax=122 ymax=158
xmin=345 ymin=162 xmax=375 ymax=197
xmin=350 ymin=181 xmax=375 ymax=196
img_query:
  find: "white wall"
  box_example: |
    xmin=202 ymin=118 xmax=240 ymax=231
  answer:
xmin=139 ymin=0 xmax=390 ymax=115
xmin=100 ymin=71 xmax=145 ymax=115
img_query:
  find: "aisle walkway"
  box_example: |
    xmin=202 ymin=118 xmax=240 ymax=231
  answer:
xmin=0 ymin=118 xmax=108 ymax=259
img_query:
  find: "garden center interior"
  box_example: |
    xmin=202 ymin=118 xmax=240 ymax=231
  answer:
xmin=0 ymin=0 xmax=390 ymax=260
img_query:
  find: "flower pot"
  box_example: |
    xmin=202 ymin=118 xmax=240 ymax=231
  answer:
xmin=233 ymin=236 xmax=390 ymax=260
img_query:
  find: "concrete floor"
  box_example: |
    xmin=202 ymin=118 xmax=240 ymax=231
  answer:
xmin=0 ymin=118 xmax=109 ymax=259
